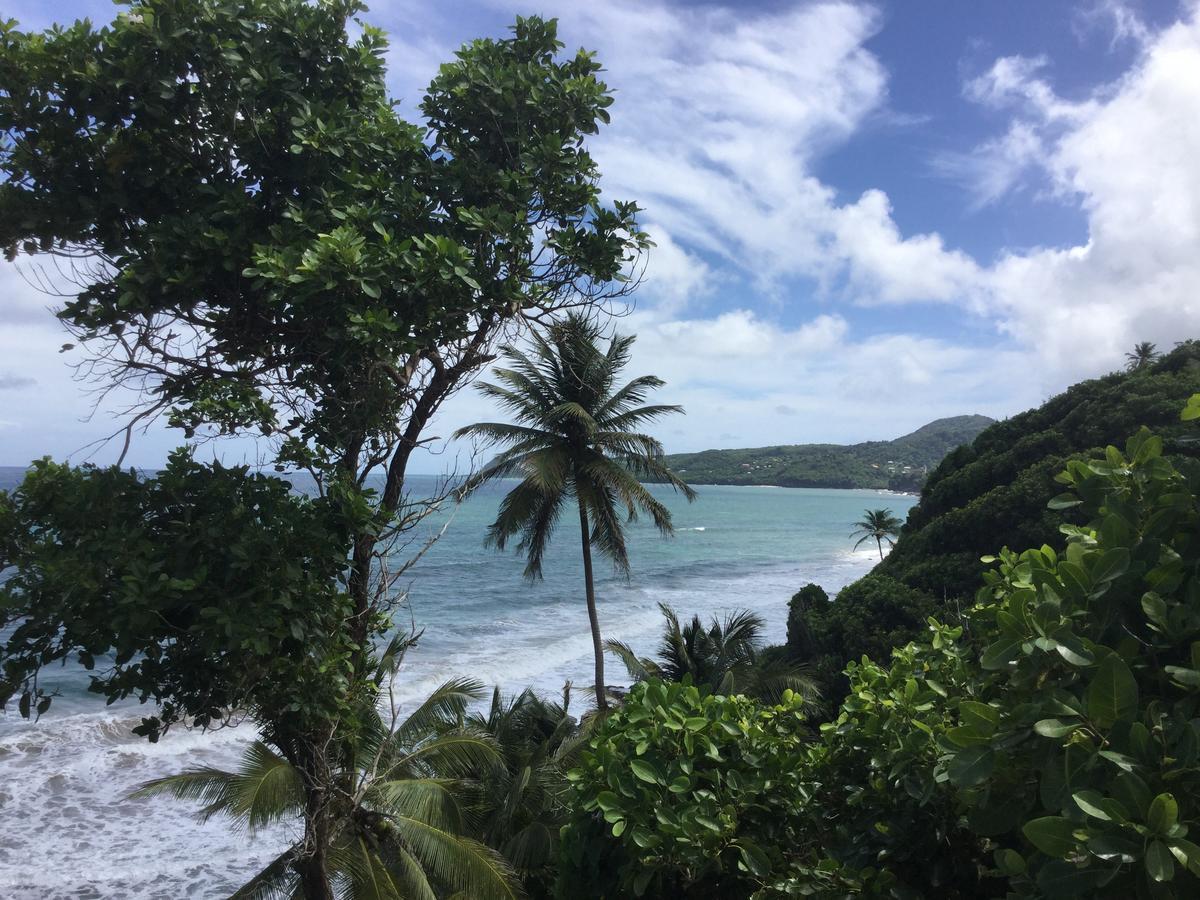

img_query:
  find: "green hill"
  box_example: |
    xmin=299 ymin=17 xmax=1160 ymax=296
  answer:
xmin=664 ymin=414 xmax=995 ymax=490
xmin=786 ymin=340 xmax=1200 ymax=699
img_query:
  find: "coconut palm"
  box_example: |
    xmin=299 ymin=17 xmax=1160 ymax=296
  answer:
xmin=604 ymin=603 xmax=821 ymax=709
xmin=133 ymin=640 xmax=520 ymax=900
xmin=1125 ymin=341 xmax=1160 ymax=372
xmin=465 ymin=684 xmax=587 ymax=894
xmin=455 ymin=314 xmax=695 ymax=711
xmin=851 ymin=508 xmax=903 ymax=560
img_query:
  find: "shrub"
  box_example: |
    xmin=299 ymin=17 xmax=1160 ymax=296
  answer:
xmin=558 ymin=680 xmax=812 ymax=898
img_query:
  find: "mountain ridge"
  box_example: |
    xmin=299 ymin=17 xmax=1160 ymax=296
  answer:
xmin=664 ymin=414 xmax=995 ymax=491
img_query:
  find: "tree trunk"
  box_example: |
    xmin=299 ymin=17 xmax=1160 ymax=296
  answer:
xmin=295 ymin=781 xmax=335 ymax=900
xmin=876 ymin=535 xmax=884 ymax=560
xmin=578 ymin=499 xmax=607 ymax=711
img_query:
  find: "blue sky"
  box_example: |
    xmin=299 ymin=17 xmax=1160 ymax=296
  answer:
xmin=1 ymin=0 xmax=1198 ymax=468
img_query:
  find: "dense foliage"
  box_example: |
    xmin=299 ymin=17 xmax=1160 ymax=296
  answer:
xmin=0 ymin=452 xmax=363 ymax=740
xmin=559 ymin=680 xmax=813 ymax=898
xmin=663 ymin=415 xmax=993 ymax=490
xmin=137 ymin=669 xmax=522 ymax=899
xmin=606 ymin=602 xmax=819 ymax=707
xmin=790 ymin=405 xmax=1200 ymax=897
xmin=789 ymin=341 xmax=1200 ymax=690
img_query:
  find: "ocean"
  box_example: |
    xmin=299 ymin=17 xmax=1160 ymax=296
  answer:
xmin=0 ymin=468 xmax=916 ymax=898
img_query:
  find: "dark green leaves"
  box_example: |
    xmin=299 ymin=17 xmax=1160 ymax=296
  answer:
xmin=1086 ymin=654 xmax=1138 ymax=728
xmin=1022 ymin=817 xmax=1078 ymax=857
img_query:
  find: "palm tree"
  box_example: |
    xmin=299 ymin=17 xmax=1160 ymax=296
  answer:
xmin=1125 ymin=341 xmax=1160 ymax=372
xmin=465 ymin=684 xmax=586 ymax=893
xmin=455 ymin=314 xmax=695 ymax=711
xmin=134 ymin=639 xmax=521 ymax=900
xmin=604 ymin=603 xmax=821 ymax=709
xmin=851 ymin=508 xmax=903 ymax=560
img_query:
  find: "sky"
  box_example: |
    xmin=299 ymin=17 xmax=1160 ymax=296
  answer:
xmin=1 ymin=0 xmax=1199 ymax=470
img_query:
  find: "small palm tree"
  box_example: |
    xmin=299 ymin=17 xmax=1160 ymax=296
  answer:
xmin=605 ymin=603 xmax=821 ymax=708
xmin=134 ymin=640 xmax=520 ymax=900
xmin=1125 ymin=341 xmax=1160 ymax=372
xmin=466 ymin=684 xmax=585 ymax=890
xmin=455 ymin=314 xmax=695 ymax=711
xmin=851 ymin=508 xmax=903 ymax=560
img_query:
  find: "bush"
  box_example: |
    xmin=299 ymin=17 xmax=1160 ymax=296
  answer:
xmin=789 ymin=574 xmax=937 ymax=705
xmin=558 ymin=680 xmax=813 ymax=898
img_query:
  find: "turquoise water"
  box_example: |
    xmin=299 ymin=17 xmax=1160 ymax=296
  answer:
xmin=0 ymin=468 xmax=915 ymax=898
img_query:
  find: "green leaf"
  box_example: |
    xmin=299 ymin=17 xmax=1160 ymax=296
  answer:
xmin=736 ymin=840 xmax=771 ymax=877
xmin=959 ymin=701 xmax=999 ymax=736
xmin=668 ymin=776 xmax=691 ymax=794
xmin=1072 ymin=790 xmax=1127 ymax=823
xmin=1148 ymin=793 xmax=1178 ymax=834
xmin=981 ymin=636 xmax=1023 ymax=670
xmin=695 ymin=815 xmax=722 ymax=833
xmin=1086 ymin=654 xmax=1138 ymax=728
xmin=1146 ymin=840 xmax=1175 ymax=882
xmin=1023 ymin=816 xmax=1078 ymax=857
xmin=1088 ymin=833 xmax=1140 ymax=863
xmin=994 ymin=848 xmax=1026 ymax=876
xmin=595 ymin=791 xmax=620 ymax=812
xmin=947 ymin=745 xmax=995 ymax=788
xmin=1168 ymin=838 xmax=1200 ymax=877
xmin=629 ymin=759 xmax=662 ymax=785
xmin=1035 ymin=718 xmax=1082 ymax=738
xmin=1048 ymin=492 xmax=1083 ymax=510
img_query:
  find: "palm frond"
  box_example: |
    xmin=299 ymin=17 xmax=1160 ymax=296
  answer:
xmin=603 ymin=638 xmax=658 ymax=682
xmin=384 ymin=732 xmax=501 ymax=780
xmin=227 ymin=845 xmax=301 ymax=900
xmin=332 ymin=837 xmax=404 ymax=900
xmin=369 ymin=778 xmax=465 ymax=831
xmin=394 ymin=677 xmax=487 ymax=742
xmin=388 ymin=816 xmax=525 ymax=900
xmin=132 ymin=742 xmax=303 ymax=833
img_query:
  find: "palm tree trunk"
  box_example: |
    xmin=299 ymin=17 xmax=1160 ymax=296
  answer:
xmin=876 ymin=535 xmax=884 ymax=560
xmin=578 ymin=499 xmax=607 ymax=711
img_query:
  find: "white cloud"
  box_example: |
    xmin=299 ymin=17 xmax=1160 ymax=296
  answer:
xmin=977 ymin=9 xmax=1200 ymax=373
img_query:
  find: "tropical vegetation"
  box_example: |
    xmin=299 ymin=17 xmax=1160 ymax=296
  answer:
xmin=0 ymin=4 xmax=645 ymax=897
xmin=136 ymin=641 xmax=520 ymax=900
xmin=786 ymin=341 xmax=1200 ymax=690
xmin=604 ymin=602 xmax=819 ymax=707
xmin=455 ymin=313 xmax=695 ymax=711
xmin=850 ymin=508 xmax=903 ymax=559
xmin=3 ymin=1 xmax=1199 ymax=898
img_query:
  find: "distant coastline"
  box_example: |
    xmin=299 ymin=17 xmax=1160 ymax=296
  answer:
xmin=660 ymin=414 xmax=995 ymax=492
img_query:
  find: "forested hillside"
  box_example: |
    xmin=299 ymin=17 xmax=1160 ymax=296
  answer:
xmin=788 ymin=341 xmax=1200 ymax=693
xmin=664 ymin=414 xmax=994 ymax=490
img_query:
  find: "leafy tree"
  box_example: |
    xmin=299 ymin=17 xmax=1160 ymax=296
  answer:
xmin=0 ymin=4 xmax=645 ymax=895
xmin=605 ymin=602 xmax=819 ymax=707
xmin=558 ymin=680 xmax=814 ymax=898
xmin=785 ymin=583 xmax=828 ymax=661
xmin=850 ymin=508 xmax=903 ymax=560
xmin=1126 ymin=341 xmax=1161 ymax=371
xmin=455 ymin=314 xmax=695 ymax=711
xmin=785 ymin=575 xmax=936 ymax=706
xmin=136 ymin=658 xmax=521 ymax=899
